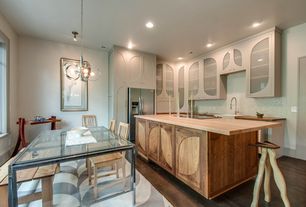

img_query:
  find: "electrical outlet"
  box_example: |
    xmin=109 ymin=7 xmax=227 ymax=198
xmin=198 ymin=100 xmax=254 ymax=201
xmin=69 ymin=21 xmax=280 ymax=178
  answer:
xmin=291 ymin=106 xmax=297 ymax=113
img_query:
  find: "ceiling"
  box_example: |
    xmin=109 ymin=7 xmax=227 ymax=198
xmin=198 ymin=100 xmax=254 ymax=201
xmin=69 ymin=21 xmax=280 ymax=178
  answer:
xmin=0 ymin=0 xmax=306 ymax=61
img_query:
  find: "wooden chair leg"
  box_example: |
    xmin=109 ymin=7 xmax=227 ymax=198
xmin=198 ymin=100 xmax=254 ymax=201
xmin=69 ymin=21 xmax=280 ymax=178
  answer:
xmin=0 ymin=186 xmax=8 ymax=207
xmin=264 ymin=155 xmax=272 ymax=203
xmin=115 ymin=162 xmax=119 ymax=178
xmin=93 ymin=165 xmax=98 ymax=198
xmin=122 ymin=159 xmax=126 ymax=178
xmin=268 ymin=149 xmax=291 ymax=207
xmin=42 ymin=177 xmax=53 ymax=207
xmin=251 ymin=148 xmax=268 ymax=207
xmin=87 ymin=159 xmax=92 ymax=185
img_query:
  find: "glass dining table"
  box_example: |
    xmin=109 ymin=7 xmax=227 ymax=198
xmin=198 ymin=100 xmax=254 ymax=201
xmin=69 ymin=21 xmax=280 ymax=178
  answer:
xmin=8 ymin=126 xmax=136 ymax=207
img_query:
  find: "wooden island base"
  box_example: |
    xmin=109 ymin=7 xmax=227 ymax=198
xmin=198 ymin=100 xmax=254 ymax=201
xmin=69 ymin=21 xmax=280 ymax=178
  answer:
xmin=136 ymin=117 xmax=259 ymax=199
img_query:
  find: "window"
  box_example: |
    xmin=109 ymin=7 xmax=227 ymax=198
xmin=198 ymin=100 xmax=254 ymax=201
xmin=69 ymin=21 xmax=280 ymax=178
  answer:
xmin=0 ymin=32 xmax=8 ymax=135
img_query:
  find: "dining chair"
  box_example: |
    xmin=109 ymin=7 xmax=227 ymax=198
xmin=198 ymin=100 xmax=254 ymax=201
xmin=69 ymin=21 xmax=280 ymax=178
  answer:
xmin=88 ymin=122 xmax=130 ymax=196
xmin=82 ymin=115 xmax=97 ymax=127
xmin=109 ymin=119 xmax=116 ymax=133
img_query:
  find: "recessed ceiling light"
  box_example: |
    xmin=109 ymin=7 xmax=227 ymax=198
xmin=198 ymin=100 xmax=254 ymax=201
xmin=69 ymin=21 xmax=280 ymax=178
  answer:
xmin=252 ymin=22 xmax=261 ymax=28
xmin=206 ymin=43 xmax=214 ymax=48
xmin=127 ymin=42 xmax=134 ymax=49
xmin=257 ymin=58 xmax=264 ymax=62
xmin=177 ymin=57 xmax=183 ymax=60
xmin=145 ymin=21 xmax=154 ymax=29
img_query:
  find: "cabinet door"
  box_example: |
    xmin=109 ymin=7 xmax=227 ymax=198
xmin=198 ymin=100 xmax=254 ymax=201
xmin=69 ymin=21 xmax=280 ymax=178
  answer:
xmin=250 ymin=37 xmax=270 ymax=94
xmin=165 ymin=64 xmax=174 ymax=97
xmin=148 ymin=121 xmax=160 ymax=162
xmin=159 ymin=124 xmax=175 ymax=174
xmin=156 ymin=64 xmax=163 ymax=96
xmin=188 ymin=62 xmax=200 ymax=99
xmin=178 ymin=66 xmax=185 ymax=109
xmin=247 ymin=29 xmax=281 ymax=97
xmin=234 ymin=49 xmax=242 ymax=67
xmin=221 ymin=48 xmax=244 ymax=75
xmin=203 ymin=58 xmax=217 ymax=97
xmin=136 ymin=119 xmax=147 ymax=157
xmin=176 ymin=127 xmax=203 ymax=191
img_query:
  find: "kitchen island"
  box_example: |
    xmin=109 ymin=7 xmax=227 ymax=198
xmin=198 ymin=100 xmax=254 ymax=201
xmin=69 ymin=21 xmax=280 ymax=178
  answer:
xmin=135 ymin=115 xmax=281 ymax=199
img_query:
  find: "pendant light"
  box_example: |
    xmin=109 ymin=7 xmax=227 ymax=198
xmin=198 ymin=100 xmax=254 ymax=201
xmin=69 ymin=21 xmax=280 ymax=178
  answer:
xmin=66 ymin=0 xmax=100 ymax=82
xmin=79 ymin=0 xmax=91 ymax=81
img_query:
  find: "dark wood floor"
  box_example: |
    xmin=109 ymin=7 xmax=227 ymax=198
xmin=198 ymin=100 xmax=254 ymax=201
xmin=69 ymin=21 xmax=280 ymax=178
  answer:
xmin=136 ymin=156 xmax=306 ymax=207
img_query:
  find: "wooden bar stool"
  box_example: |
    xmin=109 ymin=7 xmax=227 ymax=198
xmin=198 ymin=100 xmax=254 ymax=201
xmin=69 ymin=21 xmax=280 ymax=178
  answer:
xmin=250 ymin=141 xmax=291 ymax=207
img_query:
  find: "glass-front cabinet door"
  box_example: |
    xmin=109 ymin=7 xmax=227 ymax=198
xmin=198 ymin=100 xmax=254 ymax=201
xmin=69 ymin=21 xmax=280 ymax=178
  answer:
xmin=156 ymin=64 xmax=163 ymax=96
xmin=247 ymin=28 xmax=281 ymax=97
xmin=178 ymin=66 xmax=185 ymax=109
xmin=188 ymin=62 xmax=199 ymax=99
xmin=203 ymin=58 xmax=217 ymax=97
xmin=165 ymin=64 xmax=174 ymax=97
xmin=250 ymin=38 xmax=270 ymax=94
xmin=221 ymin=48 xmax=244 ymax=74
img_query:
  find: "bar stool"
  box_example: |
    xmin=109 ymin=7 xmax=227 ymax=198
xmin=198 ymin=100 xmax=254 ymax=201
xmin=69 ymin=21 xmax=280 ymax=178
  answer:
xmin=250 ymin=141 xmax=291 ymax=207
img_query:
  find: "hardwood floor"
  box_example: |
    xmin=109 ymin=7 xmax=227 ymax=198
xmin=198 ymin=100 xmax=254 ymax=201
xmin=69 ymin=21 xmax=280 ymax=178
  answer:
xmin=136 ymin=156 xmax=306 ymax=207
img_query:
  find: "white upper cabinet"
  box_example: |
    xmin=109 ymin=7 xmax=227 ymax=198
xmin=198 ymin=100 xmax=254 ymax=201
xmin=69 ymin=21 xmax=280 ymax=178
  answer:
xmin=220 ymin=46 xmax=245 ymax=75
xmin=188 ymin=61 xmax=200 ymax=99
xmin=246 ymin=28 xmax=281 ymax=97
xmin=178 ymin=66 xmax=185 ymax=109
xmin=203 ymin=58 xmax=217 ymax=97
xmin=156 ymin=64 xmax=163 ymax=96
xmin=165 ymin=64 xmax=175 ymax=97
xmin=156 ymin=63 xmax=176 ymax=113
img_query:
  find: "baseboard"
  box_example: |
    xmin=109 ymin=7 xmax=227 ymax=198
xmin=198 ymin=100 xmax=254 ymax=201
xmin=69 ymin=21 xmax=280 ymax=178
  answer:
xmin=283 ymin=147 xmax=306 ymax=160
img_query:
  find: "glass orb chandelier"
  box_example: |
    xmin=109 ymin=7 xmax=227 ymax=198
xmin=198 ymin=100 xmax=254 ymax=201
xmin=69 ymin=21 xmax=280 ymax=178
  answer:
xmin=65 ymin=0 xmax=99 ymax=82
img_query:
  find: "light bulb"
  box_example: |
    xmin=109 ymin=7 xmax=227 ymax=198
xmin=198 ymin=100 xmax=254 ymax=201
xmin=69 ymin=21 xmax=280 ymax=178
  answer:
xmin=145 ymin=22 xmax=154 ymax=29
xmin=127 ymin=42 xmax=134 ymax=49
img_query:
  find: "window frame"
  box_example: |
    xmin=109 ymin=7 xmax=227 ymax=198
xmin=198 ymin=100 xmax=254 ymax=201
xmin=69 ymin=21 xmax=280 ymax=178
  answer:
xmin=0 ymin=30 xmax=9 ymax=136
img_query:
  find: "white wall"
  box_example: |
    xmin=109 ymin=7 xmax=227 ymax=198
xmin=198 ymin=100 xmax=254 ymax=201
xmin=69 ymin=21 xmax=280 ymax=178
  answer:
xmin=0 ymin=12 xmax=18 ymax=164
xmin=195 ymin=23 xmax=306 ymax=159
xmin=18 ymin=36 xmax=109 ymax=141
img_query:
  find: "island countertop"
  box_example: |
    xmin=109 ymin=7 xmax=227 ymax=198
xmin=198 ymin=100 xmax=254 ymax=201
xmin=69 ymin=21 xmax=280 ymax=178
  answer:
xmin=135 ymin=115 xmax=281 ymax=135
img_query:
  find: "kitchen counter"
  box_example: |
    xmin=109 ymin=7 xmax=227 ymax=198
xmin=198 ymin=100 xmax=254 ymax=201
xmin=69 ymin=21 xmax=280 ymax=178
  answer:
xmin=235 ymin=115 xmax=286 ymax=121
xmin=135 ymin=114 xmax=281 ymax=136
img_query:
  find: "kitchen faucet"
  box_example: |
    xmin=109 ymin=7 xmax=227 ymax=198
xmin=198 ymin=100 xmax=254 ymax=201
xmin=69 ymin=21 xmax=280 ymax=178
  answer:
xmin=230 ymin=97 xmax=239 ymax=115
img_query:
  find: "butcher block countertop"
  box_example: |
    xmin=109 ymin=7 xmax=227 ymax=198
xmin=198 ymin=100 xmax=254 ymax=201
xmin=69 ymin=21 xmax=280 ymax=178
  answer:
xmin=135 ymin=115 xmax=281 ymax=136
xmin=235 ymin=115 xmax=286 ymax=121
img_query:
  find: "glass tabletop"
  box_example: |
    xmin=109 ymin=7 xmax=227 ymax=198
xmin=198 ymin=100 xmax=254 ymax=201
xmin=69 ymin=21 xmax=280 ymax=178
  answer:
xmin=13 ymin=126 xmax=135 ymax=166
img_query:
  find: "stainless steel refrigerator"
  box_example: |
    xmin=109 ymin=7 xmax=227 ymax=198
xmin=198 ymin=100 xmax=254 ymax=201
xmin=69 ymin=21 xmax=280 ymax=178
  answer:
xmin=127 ymin=88 xmax=155 ymax=142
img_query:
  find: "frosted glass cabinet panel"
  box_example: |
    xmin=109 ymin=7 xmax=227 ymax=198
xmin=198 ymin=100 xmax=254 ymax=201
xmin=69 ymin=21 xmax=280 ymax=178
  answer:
xmin=165 ymin=64 xmax=174 ymax=97
xmin=247 ymin=28 xmax=281 ymax=97
xmin=188 ymin=62 xmax=199 ymax=98
xmin=156 ymin=64 xmax=163 ymax=96
xmin=178 ymin=66 xmax=185 ymax=108
xmin=234 ymin=49 xmax=242 ymax=66
xmin=223 ymin=52 xmax=230 ymax=70
xmin=250 ymin=38 xmax=269 ymax=93
xmin=204 ymin=58 xmax=217 ymax=96
xmin=221 ymin=48 xmax=244 ymax=74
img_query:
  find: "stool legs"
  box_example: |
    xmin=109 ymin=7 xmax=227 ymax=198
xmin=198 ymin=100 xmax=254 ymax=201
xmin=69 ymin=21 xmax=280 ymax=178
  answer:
xmin=251 ymin=148 xmax=268 ymax=207
xmin=264 ymin=156 xmax=271 ymax=203
xmin=268 ymin=149 xmax=291 ymax=207
xmin=251 ymin=148 xmax=290 ymax=207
